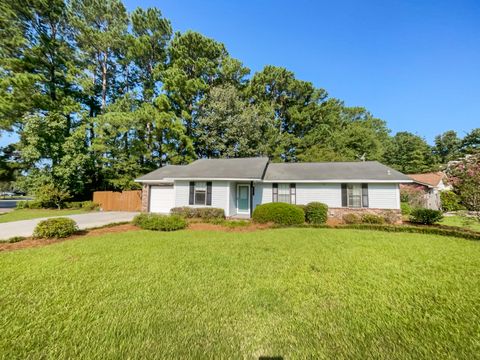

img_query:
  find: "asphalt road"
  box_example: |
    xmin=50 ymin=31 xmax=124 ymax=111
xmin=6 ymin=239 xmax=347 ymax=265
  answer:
xmin=0 ymin=211 xmax=139 ymax=240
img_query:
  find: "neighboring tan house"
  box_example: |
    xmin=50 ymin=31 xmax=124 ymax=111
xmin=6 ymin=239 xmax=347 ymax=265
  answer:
xmin=402 ymin=172 xmax=451 ymax=210
xmin=136 ymin=158 xmax=412 ymax=220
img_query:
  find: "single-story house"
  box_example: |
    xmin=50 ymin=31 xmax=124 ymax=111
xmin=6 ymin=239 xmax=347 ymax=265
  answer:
xmin=401 ymin=171 xmax=451 ymax=210
xmin=136 ymin=157 xmax=412 ymax=220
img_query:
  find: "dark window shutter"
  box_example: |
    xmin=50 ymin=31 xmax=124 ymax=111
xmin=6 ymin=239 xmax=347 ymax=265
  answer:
xmin=272 ymin=183 xmax=278 ymax=202
xmin=189 ymin=182 xmax=194 ymax=205
xmin=206 ymin=182 xmax=212 ymax=205
xmin=290 ymin=183 xmax=296 ymax=204
xmin=362 ymin=183 xmax=369 ymax=208
xmin=341 ymin=184 xmax=347 ymax=207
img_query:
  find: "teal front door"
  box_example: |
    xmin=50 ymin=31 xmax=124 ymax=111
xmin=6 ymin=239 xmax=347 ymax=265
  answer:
xmin=237 ymin=185 xmax=250 ymax=214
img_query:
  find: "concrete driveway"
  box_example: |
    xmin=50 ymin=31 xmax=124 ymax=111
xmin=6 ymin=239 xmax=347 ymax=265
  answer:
xmin=0 ymin=211 xmax=139 ymax=240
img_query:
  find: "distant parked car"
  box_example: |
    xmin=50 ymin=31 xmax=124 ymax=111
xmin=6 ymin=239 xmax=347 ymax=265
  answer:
xmin=0 ymin=192 xmax=15 ymax=197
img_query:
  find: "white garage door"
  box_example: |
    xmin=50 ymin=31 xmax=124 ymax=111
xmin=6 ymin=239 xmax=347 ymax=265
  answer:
xmin=149 ymin=185 xmax=175 ymax=213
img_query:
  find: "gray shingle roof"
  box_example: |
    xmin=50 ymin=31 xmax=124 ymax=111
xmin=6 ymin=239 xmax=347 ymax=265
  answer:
xmin=136 ymin=165 xmax=187 ymax=182
xmin=136 ymin=158 xmax=411 ymax=182
xmin=136 ymin=157 xmax=269 ymax=181
xmin=263 ymin=161 xmax=411 ymax=182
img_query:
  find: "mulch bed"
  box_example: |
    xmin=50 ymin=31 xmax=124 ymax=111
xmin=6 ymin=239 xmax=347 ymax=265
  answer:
xmin=0 ymin=221 xmax=272 ymax=252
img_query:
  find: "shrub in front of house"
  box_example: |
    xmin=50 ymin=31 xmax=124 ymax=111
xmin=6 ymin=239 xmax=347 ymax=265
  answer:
xmin=409 ymin=208 xmax=444 ymax=225
xmin=296 ymin=204 xmax=307 ymax=215
xmin=304 ymin=202 xmax=328 ymax=224
xmin=5 ymin=236 xmax=26 ymax=243
xmin=33 ymin=218 xmax=78 ymax=239
xmin=400 ymin=202 xmax=411 ymax=215
xmin=252 ymin=203 xmax=305 ymax=226
xmin=382 ymin=210 xmax=400 ymax=224
xmin=342 ymin=213 xmax=361 ymax=224
xmin=133 ymin=213 xmax=187 ymax=231
xmin=361 ymin=213 xmax=385 ymax=224
xmin=440 ymin=191 xmax=464 ymax=212
xmin=170 ymin=207 xmax=225 ymax=220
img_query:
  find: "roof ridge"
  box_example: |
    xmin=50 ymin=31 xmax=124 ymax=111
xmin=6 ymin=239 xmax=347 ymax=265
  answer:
xmin=269 ymin=160 xmax=379 ymax=165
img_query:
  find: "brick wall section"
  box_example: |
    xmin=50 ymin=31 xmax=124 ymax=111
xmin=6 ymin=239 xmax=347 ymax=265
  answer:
xmin=328 ymin=208 xmax=402 ymax=224
xmin=141 ymin=184 xmax=149 ymax=212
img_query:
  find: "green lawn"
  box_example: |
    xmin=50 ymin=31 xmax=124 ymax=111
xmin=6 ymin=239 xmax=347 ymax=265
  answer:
xmin=0 ymin=208 xmax=91 ymax=223
xmin=0 ymin=229 xmax=479 ymax=359
xmin=440 ymin=215 xmax=480 ymax=232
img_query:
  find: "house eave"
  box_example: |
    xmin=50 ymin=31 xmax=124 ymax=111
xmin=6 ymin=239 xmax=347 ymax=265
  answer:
xmin=262 ymin=179 xmax=413 ymax=183
xmin=136 ymin=178 xmax=263 ymax=183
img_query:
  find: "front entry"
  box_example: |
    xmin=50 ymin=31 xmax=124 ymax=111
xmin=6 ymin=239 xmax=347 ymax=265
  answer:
xmin=236 ymin=184 xmax=250 ymax=215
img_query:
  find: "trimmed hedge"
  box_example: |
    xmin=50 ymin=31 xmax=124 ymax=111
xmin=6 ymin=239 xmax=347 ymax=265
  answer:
xmin=16 ymin=200 xmax=43 ymax=209
xmin=304 ymin=202 xmax=328 ymax=224
xmin=343 ymin=213 xmax=361 ymax=224
xmin=290 ymin=223 xmax=480 ymax=241
xmin=382 ymin=210 xmax=399 ymax=225
xmin=16 ymin=200 xmax=99 ymax=210
xmin=170 ymin=207 xmax=225 ymax=220
xmin=252 ymin=203 xmax=305 ymax=226
xmin=65 ymin=201 xmax=100 ymax=210
xmin=340 ymin=224 xmax=480 ymax=241
xmin=133 ymin=213 xmax=187 ymax=231
xmin=410 ymin=208 xmax=443 ymax=225
xmin=1 ymin=236 xmax=26 ymax=244
xmin=33 ymin=218 xmax=78 ymax=238
xmin=361 ymin=213 xmax=385 ymax=224
xmin=296 ymin=204 xmax=307 ymax=215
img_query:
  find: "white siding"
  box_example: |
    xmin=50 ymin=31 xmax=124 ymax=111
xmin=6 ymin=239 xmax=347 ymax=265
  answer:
xmin=296 ymin=183 xmax=342 ymax=207
xmin=260 ymin=183 xmax=273 ymax=203
xmin=252 ymin=182 xmax=263 ymax=209
xmin=368 ymin=183 xmax=399 ymax=209
xmin=172 ymin=180 xmax=400 ymax=213
xmin=174 ymin=180 xmax=230 ymax=214
xmin=229 ymin=182 xmax=236 ymax=216
xmin=258 ymin=182 xmax=399 ymax=210
xmin=174 ymin=181 xmax=190 ymax=207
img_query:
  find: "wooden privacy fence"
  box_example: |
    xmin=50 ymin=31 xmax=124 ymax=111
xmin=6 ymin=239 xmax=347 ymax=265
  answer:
xmin=93 ymin=190 xmax=142 ymax=211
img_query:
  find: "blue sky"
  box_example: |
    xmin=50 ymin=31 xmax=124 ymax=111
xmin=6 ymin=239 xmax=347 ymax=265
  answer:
xmin=1 ymin=0 xmax=479 ymax=147
xmin=124 ymin=0 xmax=480 ymax=143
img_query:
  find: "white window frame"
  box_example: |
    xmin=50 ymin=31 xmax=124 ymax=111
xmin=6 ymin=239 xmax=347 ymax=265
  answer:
xmin=194 ymin=181 xmax=207 ymax=205
xmin=347 ymin=183 xmax=362 ymax=208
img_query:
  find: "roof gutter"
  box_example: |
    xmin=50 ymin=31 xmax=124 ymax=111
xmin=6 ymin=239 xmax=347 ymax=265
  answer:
xmin=261 ymin=179 xmax=414 ymax=183
xmin=135 ymin=178 xmax=263 ymax=183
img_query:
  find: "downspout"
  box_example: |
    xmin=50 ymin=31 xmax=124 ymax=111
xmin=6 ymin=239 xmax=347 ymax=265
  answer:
xmin=250 ymin=181 xmax=254 ymax=218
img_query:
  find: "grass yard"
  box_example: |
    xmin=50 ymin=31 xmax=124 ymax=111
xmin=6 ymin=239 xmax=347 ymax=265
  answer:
xmin=0 ymin=208 xmax=91 ymax=223
xmin=0 ymin=228 xmax=479 ymax=359
xmin=440 ymin=215 xmax=480 ymax=232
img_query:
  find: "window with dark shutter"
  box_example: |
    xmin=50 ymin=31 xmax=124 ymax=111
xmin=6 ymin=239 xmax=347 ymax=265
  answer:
xmin=272 ymin=183 xmax=278 ymax=202
xmin=194 ymin=182 xmax=207 ymax=205
xmin=362 ymin=183 xmax=369 ymax=208
xmin=189 ymin=182 xmax=195 ymax=205
xmin=206 ymin=182 xmax=212 ymax=206
xmin=290 ymin=183 xmax=296 ymax=204
xmin=341 ymin=184 xmax=347 ymax=207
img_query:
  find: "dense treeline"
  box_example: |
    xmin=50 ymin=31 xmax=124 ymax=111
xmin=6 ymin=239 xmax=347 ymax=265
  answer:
xmin=0 ymin=0 xmax=478 ymax=199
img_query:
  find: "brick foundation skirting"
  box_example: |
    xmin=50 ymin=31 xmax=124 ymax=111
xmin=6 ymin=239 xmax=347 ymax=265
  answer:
xmin=328 ymin=208 xmax=402 ymax=224
xmin=141 ymin=184 xmax=149 ymax=212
